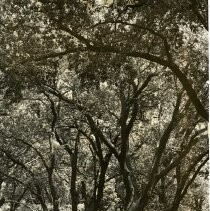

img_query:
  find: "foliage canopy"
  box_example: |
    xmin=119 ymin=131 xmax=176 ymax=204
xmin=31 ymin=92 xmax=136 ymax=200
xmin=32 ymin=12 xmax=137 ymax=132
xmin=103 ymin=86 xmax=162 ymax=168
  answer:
xmin=0 ymin=1 xmax=208 ymax=211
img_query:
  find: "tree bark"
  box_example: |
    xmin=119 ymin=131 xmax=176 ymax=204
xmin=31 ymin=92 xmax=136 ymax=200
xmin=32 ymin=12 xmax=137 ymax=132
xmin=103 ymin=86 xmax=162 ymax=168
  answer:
xmin=70 ymin=133 xmax=80 ymax=211
xmin=47 ymin=155 xmax=60 ymax=211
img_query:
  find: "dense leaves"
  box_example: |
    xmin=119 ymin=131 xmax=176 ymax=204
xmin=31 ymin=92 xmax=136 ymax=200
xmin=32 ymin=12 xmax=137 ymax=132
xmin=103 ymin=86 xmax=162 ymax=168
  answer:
xmin=0 ymin=1 xmax=208 ymax=211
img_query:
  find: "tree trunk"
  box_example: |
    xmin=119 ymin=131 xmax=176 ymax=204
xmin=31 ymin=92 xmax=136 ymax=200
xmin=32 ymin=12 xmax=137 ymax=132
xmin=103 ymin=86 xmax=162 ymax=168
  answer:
xmin=70 ymin=134 xmax=80 ymax=211
xmin=48 ymin=154 xmax=59 ymax=211
xmin=48 ymin=174 xmax=60 ymax=211
xmin=35 ymin=185 xmax=48 ymax=211
xmin=94 ymin=157 xmax=111 ymax=211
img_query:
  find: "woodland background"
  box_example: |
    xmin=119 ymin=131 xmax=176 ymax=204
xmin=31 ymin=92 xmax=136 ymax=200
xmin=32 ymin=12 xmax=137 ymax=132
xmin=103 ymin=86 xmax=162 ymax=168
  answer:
xmin=0 ymin=0 xmax=208 ymax=211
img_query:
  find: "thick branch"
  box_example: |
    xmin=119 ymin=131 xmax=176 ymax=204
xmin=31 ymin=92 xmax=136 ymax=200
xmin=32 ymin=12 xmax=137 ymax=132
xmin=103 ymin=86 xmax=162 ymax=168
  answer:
xmin=37 ymin=44 xmax=207 ymax=121
xmin=190 ymin=0 xmax=208 ymax=30
xmin=85 ymin=114 xmax=119 ymax=159
xmin=180 ymin=156 xmax=208 ymax=199
xmin=0 ymin=149 xmax=34 ymax=176
xmin=155 ymin=127 xmax=207 ymax=184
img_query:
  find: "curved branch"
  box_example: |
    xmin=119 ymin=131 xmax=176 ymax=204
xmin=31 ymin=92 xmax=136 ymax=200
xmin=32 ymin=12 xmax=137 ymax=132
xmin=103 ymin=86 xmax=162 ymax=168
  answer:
xmin=33 ymin=27 xmax=208 ymax=121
